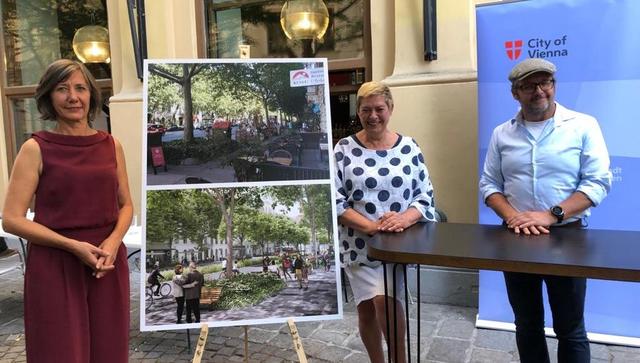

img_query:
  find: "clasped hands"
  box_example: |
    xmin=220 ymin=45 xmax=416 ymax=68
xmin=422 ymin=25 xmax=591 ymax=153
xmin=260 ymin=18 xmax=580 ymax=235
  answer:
xmin=73 ymin=240 xmax=118 ymax=278
xmin=376 ymin=211 xmax=413 ymax=233
xmin=506 ymin=210 xmax=557 ymax=235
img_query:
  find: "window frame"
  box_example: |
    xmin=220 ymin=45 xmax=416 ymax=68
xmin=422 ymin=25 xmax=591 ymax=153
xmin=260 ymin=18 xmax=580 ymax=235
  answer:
xmin=196 ymin=0 xmax=372 ymax=84
xmin=0 ymin=2 xmax=114 ymax=173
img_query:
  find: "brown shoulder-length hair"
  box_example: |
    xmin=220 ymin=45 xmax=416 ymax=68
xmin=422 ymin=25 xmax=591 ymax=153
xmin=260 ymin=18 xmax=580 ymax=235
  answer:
xmin=34 ymin=59 xmax=101 ymax=122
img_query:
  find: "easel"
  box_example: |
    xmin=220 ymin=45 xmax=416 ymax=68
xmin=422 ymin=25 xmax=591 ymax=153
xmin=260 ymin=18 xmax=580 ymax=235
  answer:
xmin=189 ymin=319 xmax=308 ymax=363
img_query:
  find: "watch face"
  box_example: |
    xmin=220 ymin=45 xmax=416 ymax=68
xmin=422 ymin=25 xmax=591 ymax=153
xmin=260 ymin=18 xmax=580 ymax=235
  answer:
xmin=551 ymin=206 xmax=564 ymax=216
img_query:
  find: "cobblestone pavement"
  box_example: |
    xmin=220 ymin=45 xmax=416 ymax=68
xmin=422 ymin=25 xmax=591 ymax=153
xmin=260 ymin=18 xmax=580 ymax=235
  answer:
xmin=145 ymin=268 xmax=338 ymax=326
xmin=2 ymin=268 xmax=640 ymax=362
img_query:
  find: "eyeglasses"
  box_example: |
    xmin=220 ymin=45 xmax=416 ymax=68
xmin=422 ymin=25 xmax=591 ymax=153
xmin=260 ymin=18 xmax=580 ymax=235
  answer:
xmin=517 ymin=79 xmax=555 ymax=93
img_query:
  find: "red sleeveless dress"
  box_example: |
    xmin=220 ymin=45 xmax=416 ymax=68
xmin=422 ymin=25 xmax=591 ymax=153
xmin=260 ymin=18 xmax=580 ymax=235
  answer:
xmin=25 ymin=130 xmax=129 ymax=363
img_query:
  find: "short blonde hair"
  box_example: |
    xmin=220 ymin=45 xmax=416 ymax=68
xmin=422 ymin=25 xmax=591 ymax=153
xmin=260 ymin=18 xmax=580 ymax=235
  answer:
xmin=356 ymin=81 xmax=394 ymax=111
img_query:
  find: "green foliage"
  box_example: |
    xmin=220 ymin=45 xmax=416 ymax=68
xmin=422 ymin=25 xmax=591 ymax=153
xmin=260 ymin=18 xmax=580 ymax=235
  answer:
xmin=148 ymin=73 xmax=182 ymax=116
xmin=146 ymin=190 xmax=222 ymax=252
xmin=146 ymin=190 xmax=184 ymax=244
xmin=162 ymin=137 xmax=230 ymax=165
xmin=237 ymin=257 xmax=264 ymax=267
xmin=210 ymin=273 xmax=286 ymax=310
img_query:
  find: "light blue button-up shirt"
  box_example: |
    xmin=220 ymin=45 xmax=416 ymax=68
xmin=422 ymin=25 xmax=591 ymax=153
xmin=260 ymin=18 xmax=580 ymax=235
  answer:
xmin=479 ymin=103 xmax=612 ymax=223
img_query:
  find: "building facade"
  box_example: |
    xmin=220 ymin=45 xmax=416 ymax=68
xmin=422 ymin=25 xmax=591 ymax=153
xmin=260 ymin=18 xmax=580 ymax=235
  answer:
xmin=0 ymin=0 xmax=490 ymax=225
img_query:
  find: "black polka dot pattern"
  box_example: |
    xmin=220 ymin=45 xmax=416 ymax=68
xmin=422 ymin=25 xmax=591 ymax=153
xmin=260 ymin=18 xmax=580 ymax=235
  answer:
xmin=365 ymin=177 xmax=377 ymax=188
xmin=365 ymin=202 xmax=376 ymax=214
xmin=334 ymin=135 xmax=436 ymax=267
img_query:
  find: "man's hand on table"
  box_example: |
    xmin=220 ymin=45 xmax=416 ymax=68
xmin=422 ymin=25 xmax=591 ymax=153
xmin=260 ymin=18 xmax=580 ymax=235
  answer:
xmin=506 ymin=211 xmax=555 ymax=235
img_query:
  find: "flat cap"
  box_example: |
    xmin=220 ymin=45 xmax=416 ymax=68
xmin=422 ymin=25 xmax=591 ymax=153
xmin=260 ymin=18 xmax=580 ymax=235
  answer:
xmin=508 ymin=58 xmax=556 ymax=83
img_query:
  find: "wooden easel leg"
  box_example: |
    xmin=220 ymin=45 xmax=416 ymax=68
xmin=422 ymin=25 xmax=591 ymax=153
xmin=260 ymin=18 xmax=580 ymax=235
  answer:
xmin=287 ymin=319 xmax=308 ymax=363
xmin=192 ymin=324 xmax=209 ymax=363
xmin=244 ymin=326 xmax=249 ymax=363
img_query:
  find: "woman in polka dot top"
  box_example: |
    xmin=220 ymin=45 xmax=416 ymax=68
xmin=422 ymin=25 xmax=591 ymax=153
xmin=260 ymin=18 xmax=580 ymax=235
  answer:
xmin=334 ymin=81 xmax=436 ymax=363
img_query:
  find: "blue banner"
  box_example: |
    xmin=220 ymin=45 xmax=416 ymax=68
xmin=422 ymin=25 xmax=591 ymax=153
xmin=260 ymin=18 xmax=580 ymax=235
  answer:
xmin=477 ymin=0 xmax=640 ymax=340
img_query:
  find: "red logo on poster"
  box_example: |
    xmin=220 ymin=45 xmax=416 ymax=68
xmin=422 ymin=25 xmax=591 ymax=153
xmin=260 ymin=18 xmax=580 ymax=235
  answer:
xmin=151 ymin=146 xmax=165 ymax=167
xmin=505 ymin=40 xmax=523 ymax=60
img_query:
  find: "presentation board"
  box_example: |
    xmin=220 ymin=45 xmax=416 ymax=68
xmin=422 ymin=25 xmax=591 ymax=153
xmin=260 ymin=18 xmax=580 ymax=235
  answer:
xmin=140 ymin=59 xmax=341 ymax=331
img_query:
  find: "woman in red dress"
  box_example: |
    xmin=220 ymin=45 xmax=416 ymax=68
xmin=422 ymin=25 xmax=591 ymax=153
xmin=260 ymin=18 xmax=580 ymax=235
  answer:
xmin=2 ymin=59 xmax=133 ymax=362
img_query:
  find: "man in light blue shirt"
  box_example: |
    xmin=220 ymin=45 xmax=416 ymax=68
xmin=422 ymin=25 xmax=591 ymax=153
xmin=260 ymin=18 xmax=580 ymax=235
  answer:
xmin=479 ymin=58 xmax=611 ymax=363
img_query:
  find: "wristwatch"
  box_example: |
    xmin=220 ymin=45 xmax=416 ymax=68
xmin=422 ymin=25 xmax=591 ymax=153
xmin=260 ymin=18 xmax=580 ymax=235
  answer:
xmin=550 ymin=205 xmax=564 ymax=223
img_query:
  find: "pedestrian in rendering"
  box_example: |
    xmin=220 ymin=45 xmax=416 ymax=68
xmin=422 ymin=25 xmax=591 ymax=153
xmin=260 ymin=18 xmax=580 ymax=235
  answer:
xmin=323 ymin=251 xmax=331 ymax=272
xmin=2 ymin=59 xmax=133 ymax=362
xmin=334 ymin=81 xmax=436 ymax=363
xmin=171 ymin=264 xmax=198 ymax=324
xmin=184 ymin=262 xmax=205 ymax=323
xmin=479 ymin=58 xmax=611 ymax=363
xmin=147 ymin=261 xmax=164 ymax=295
xmin=282 ymin=255 xmax=292 ymax=280
xmin=294 ymin=255 xmax=304 ymax=289
xmin=268 ymin=260 xmax=280 ymax=278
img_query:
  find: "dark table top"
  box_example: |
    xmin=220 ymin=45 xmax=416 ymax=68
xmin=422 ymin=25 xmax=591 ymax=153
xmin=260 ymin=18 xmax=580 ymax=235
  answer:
xmin=367 ymin=222 xmax=640 ymax=282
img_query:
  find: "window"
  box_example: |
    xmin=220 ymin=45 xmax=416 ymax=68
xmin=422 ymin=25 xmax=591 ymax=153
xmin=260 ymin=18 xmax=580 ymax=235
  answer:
xmin=0 ymin=0 xmax=111 ymax=169
xmin=201 ymin=0 xmax=371 ymax=144
xmin=204 ymin=0 xmax=365 ymax=60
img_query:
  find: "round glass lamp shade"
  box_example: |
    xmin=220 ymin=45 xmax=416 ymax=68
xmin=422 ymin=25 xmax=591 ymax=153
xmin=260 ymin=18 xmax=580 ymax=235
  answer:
xmin=280 ymin=0 xmax=329 ymax=40
xmin=72 ymin=25 xmax=111 ymax=63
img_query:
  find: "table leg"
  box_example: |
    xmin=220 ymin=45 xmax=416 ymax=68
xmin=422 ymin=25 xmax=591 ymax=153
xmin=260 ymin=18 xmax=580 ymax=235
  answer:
xmin=392 ymin=264 xmax=398 ymax=363
xmin=417 ymin=264 xmax=421 ymax=361
xmin=403 ymin=264 xmax=411 ymax=363
xmin=383 ymin=262 xmax=391 ymax=363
